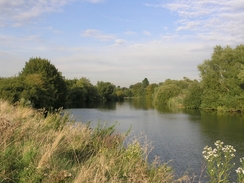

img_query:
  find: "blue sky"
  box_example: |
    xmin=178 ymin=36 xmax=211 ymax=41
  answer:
xmin=1 ymin=0 xmax=244 ymax=87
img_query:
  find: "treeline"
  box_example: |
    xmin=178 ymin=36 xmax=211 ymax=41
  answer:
xmin=0 ymin=58 xmax=131 ymax=109
xmin=1 ymin=44 xmax=244 ymax=112
xmin=132 ymin=45 xmax=244 ymax=112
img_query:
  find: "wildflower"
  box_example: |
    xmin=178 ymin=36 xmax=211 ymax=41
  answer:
xmin=236 ymin=168 xmax=240 ymax=174
xmin=203 ymin=140 xmax=237 ymax=182
xmin=236 ymin=167 xmax=244 ymax=174
xmin=240 ymin=157 xmax=244 ymax=163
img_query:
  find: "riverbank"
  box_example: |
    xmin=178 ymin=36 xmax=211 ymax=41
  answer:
xmin=0 ymin=100 xmax=191 ymax=182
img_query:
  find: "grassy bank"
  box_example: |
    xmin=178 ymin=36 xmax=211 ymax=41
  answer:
xmin=0 ymin=100 xmax=190 ymax=183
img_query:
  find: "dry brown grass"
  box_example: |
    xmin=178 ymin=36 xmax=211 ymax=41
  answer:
xmin=0 ymin=100 xmax=193 ymax=183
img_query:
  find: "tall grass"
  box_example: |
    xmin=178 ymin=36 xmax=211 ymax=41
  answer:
xmin=0 ymin=100 xmax=189 ymax=183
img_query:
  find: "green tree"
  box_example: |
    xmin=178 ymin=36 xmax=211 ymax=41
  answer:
xmin=0 ymin=75 xmax=47 ymax=108
xmin=19 ymin=57 xmax=67 ymax=109
xmin=66 ymin=78 xmax=100 ymax=107
xmin=0 ymin=77 xmax=24 ymax=103
xmin=66 ymin=86 xmax=87 ymax=108
xmin=115 ymin=90 xmax=124 ymax=101
xmin=153 ymin=84 xmax=181 ymax=106
xmin=113 ymin=86 xmax=125 ymax=101
xmin=142 ymin=78 xmax=149 ymax=88
xmin=183 ymin=80 xmax=203 ymax=109
xmin=130 ymin=83 xmax=144 ymax=97
xmin=145 ymin=83 xmax=158 ymax=99
xmin=198 ymin=45 xmax=244 ymax=110
xmin=96 ymin=81 xmax=116 ymax=101
xmin=21 ymin=74 xmax=47 ymax=108
xmin=121 ymin=87 xmax=133 ymax=97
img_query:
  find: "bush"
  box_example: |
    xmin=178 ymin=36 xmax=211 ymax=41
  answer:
xmin=153 ymin=84 xmax=181 ymax=106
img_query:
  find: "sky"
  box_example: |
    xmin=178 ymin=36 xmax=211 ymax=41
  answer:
xmin=0 ymin=0 xmax=244 ymax=87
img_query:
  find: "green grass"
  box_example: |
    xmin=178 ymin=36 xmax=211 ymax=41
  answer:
xmin=0 ymin=100 xmax=191 ymax=183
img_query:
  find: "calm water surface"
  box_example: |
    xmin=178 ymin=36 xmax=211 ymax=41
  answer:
xmin=68 ymin=98 xmax=244 ymax=179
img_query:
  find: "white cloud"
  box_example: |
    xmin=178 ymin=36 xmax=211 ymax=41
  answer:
xmin=0 ymin=0 xmax=105 ymax=27
xmin=124 ymin=31 xmax=137 ymax=36
xmin=81 ymin=29 xmax=128 ymax=47
xmin=20 ymin=35 xmax=41 ymax=42
xmin=47 ymin=26 xmax=63 ymax=34
xmin=0 ymin=34 xmax=43 ymax=47
xmin=85 ymin=0 xmax=105 ymax=3
xmin=143 ymin=30 xmax=152 ymax=36
xmin=110 ymin=39 xmax=127 ymax=47
xmin=149 ymin=0 xmax=244 ymax=44
xmin=143 ymin=3 xmax=164 ymax=8
xmin=1 ymin=0 xmax=243 ymax=87
xmin=161 ymin=34 xmax=178 ymax=41
xmin=129 ymin=44 xmax=145 ymax=48
xmin=54 ymin=41 xmax=208 ymax=86
xmin=0 ymin=0 xmax=74 ymax=27
xmin=82 ymin=29 xmax=115 ymax=41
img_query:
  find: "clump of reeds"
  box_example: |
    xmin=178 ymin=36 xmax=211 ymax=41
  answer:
xmin=0 ymin=100 xmax=190 ymax=183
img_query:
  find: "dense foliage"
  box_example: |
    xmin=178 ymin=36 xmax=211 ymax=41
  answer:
xmin=198 ymin=45 xmax=244 ymax=111
xmin=0 ymin=58 xmax=68 ymax=109
xmin=0 ymin=58 xmax=126 ymax=109
xmin=1 ymin=44 xmax=244 ymax=112
xmin=65 ymin=77 xmax=100 ymax=108
xmin=96 ymin=81 xmax=116 ymax=101
xmin=183 ymin=80 xmax=202 ymax=109
xmin=19 ymin=57 xmax=67 ymax=109
xmin=152 ymin=45 xmax=244 ymax=112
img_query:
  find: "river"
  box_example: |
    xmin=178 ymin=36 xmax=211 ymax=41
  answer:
xmin=67 ymin=98 xmax=244 ymax=181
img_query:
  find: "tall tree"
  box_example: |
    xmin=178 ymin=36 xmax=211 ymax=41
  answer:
xmin=0 ymin=77 xmax=24 ymax=104
xmin=96 ymin=81 xmax=116 ymax=101
xmin=145 ymin=83 xmax=158 ymax=99
xmin=183 ymin=80 xmax=202 ymax=109
xmin=21 ymin=74 xmax=47 ymax=108
xmin=66 ymin=77 xmax=100 ymax=107
xmin=153 ymin=84 xmax=181 ymax=106
xmin=198 ymin=45 xmax=244 ymax=110
xmin=142 ymin=78 xmax=149 ymax=88
xmin=130 ymin=82 xmax=144 ymax=97
xmin=19 ymin=57 xmax=67 ymax=109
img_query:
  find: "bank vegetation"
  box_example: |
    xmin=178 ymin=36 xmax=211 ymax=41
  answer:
xmin=0 ymin=100 xmax=191 ymax=182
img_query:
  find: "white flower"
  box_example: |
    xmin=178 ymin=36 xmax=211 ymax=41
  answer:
xmin=240 ymin=157 xmax=244 ymax=163
xmin=236 ymin=168 xmax=240 ymax=173
xmin=236 ymin=167 xmax=244 ymax=175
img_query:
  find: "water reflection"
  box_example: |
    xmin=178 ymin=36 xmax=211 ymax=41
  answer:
xmin=126 ymin=98 xmax=154 ymax=110
xmin=97 ymin=102 xmax=117 ymax=110
xmin=199 ymin=111 xmax=244 ymax=154
xmin=68 ymin=98 xmax=244 ymax=181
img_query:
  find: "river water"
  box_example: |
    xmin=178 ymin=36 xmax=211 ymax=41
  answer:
xmin=68 ymin=98 xmax=244 ymax=180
